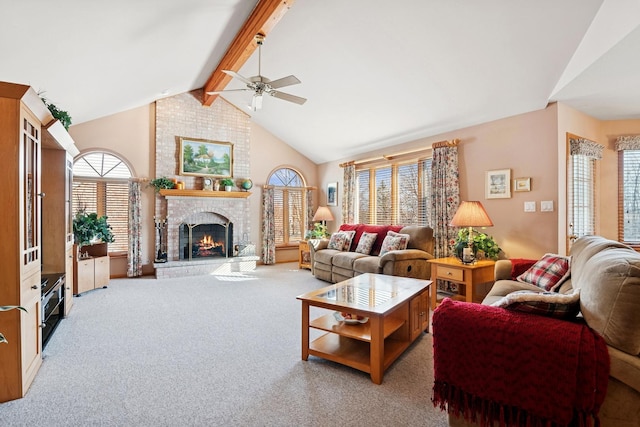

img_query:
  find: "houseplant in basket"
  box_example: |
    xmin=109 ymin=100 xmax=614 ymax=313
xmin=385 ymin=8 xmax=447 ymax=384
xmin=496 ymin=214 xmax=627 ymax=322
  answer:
xmin=453 ymin=228 xmax=501 ymax=261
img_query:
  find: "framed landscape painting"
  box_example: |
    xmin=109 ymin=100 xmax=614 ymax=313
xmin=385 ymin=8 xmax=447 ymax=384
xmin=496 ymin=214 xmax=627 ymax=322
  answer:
xmin=485 ymin=169 xmax=511 ymax=199
xmin=179 ymin=137 xmax=233 ymax=178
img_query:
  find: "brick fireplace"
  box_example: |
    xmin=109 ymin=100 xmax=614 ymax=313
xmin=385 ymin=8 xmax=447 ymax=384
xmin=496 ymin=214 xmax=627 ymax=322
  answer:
xmin=153 ymin=91 xmax=257 ymax=278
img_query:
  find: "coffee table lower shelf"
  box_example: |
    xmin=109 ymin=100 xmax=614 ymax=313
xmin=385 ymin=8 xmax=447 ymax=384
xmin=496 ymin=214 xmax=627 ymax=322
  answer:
xmin=309 ymin=332 xmax=410 ymax=374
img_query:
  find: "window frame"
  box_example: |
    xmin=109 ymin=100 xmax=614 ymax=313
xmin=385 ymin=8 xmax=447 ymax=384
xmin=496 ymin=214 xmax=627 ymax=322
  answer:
xmin=267 ymin=167 xmax=308 ymax=248
xmin=618 ymin=149 xmax=640 ymax=248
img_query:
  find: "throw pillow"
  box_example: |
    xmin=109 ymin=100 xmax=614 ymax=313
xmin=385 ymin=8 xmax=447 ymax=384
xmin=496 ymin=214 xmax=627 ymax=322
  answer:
xmin=516 ymin=253 xmax=571 ymax=291
xmin=327 ymin=230 xmax=356 ymax=251
xmin=327 ymin=232 xmax=348 ymax=250
xmin=379 ymin=231 xmax=410 ymax=256
xmin=355 ymin=232 xmax=377 ymax=255
xmin=491 ymin=289 xmax=580 ymax=319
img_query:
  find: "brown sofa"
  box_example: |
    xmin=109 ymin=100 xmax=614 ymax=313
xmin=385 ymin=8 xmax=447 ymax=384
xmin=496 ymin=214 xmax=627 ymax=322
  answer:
xmin=308 ymin=224 xmax=434 ymax=283
xmin=448 ymin=235 xmax=640 ymax=427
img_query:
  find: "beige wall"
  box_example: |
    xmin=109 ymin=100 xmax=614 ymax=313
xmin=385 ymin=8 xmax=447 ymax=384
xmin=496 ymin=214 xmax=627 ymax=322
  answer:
xmin=69 ymin=104 xmax=156 ymax=275
xmin=68 ymin=97 xmax=640 ymax=267
xmin=68 ymin=102 xmax=319 ymax=270
xmin=319 ymin=104 xmax=561 ymax=259
xmin=250 ymin=122 xmax=318 ymax=262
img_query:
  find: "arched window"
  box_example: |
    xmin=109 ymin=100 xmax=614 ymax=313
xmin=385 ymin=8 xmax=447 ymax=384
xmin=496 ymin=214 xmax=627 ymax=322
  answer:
xmin=73 ymin=152 xmax=132 ymax=253
xmin=268 ymin=167 xmax=307 ymax=246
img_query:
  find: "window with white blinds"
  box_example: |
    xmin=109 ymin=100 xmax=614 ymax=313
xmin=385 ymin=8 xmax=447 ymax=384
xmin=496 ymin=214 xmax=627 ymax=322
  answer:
xmin=356 ymin=158 xmax=432 ymax=226
xmin=73 ymin=152 xmax=132 ymax=253
xmin=568 ymin=154 xmax=596 ymax=238
xmin=268 ymin=167 xmax=306 ymax=246
xmin=620 ymin=149 xmax=640 ymax=243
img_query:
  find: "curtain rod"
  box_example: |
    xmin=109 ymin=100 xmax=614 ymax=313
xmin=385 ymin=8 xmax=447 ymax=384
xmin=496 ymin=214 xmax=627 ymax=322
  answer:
xmin=340 ymin=139 xmax=458 ymax=168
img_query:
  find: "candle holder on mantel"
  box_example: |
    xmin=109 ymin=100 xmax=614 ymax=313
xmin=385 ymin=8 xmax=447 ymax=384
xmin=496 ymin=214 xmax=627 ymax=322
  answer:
xmin=154 ymin=216 xmax=168 ymax=263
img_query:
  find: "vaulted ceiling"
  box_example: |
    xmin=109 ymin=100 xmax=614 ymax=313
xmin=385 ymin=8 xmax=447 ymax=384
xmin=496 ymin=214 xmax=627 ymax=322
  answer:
xmin=3 ymin=0 xmax=640 ymax=164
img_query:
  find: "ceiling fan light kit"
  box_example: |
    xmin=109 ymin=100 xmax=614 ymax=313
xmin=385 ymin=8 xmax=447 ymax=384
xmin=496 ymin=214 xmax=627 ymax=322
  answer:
xmin=207 ymin=34 xmax=306 ymax=111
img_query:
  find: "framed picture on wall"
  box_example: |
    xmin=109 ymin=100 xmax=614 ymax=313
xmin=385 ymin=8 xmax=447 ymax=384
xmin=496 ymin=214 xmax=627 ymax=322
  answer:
xmin=178 ymin=136 xmax=233 ymax=178
xmin=514 ymin=177 xmax=531 ymax=192
xmin=485 ymin=169 xmax=511 ymax=199
xmin=327 ymin=182 xmax=338 ymax=206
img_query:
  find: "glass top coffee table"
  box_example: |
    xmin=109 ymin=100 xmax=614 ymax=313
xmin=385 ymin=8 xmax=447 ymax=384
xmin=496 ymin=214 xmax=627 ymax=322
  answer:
xmin=297 ymin=273 xmax=431 ymax=384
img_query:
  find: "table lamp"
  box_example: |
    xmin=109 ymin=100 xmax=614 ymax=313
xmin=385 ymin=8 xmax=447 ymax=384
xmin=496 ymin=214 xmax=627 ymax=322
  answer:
xmin=449 ymin=201 xmax=493 ymax=263
xmin=312 ymin=206 xmax=334 ymax=226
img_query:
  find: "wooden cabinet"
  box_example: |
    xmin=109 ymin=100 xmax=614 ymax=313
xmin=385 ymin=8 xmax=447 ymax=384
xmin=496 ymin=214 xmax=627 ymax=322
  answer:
xmin=410 ymin=289 xmax=430 ymax=340
xmin=0 ymin=82 xmax=79 ymax=402
xmin=73 ymin=243 xmax=110 ymax=295
xmin=0 ymin=82 xmax=51 ymax=402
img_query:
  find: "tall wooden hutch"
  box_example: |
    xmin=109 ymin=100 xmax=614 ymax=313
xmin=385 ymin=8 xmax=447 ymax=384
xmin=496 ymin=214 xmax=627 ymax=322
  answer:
xmin=0 ymin=81 xmax=78 ymax=402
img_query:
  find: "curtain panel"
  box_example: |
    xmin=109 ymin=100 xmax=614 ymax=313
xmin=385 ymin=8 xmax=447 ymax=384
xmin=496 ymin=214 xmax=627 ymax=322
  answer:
xmin=261 ymin=186 xmax=276 ymax=264
xmin=342 ymin=163 xmax=356 ymax=224
xmin=127 ymin=179 xmax=143 ymax=277
xmin=430 ymin=142 xmax=460 ymax=259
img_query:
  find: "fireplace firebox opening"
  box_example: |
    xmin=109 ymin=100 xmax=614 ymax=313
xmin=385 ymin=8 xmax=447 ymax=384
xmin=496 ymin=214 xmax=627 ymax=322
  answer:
xmin=179 ymin=222 xmax=233 ymax=260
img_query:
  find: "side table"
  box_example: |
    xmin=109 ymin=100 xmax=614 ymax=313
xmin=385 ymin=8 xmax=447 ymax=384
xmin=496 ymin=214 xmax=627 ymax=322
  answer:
xmin=428 ymin=257 xmax=495 ymax=311
xmin=298 ymin=240 xmax=311 ymax=270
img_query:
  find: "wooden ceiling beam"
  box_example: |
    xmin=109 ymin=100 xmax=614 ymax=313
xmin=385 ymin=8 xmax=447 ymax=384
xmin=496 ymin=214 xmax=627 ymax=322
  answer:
xmin=202 ymin=0 xmax=296 ymax=106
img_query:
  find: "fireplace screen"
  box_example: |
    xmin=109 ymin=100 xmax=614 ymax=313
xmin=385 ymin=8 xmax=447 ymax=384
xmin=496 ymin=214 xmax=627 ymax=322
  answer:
xmin=179 ymin=222 xmax=233 ymax=260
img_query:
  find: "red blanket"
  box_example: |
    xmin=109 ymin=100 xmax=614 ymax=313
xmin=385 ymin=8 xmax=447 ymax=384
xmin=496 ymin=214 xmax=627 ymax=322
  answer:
xmin=432 ymin=299 xmax=609 ymax=427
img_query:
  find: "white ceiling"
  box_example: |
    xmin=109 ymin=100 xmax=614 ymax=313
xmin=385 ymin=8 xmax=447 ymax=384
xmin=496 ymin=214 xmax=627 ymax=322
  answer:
xmin=3 ymin=0 xmax=640 ymax=164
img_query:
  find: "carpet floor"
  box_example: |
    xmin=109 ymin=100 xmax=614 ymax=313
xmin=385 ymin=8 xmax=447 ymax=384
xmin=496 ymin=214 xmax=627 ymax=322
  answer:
xmin=0 ymin=263 xmax=447 ymax=427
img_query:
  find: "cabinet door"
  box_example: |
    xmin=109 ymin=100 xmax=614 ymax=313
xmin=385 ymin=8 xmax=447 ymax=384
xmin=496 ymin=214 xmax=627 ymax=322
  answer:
xmin=20 ymin=272 xmax=42 ymax=390
xmin=64 ymin=247 xmax=74 ymax=315
xmin=20 ymin=107 xmax=41 ymax=278
xmin=409 ymin=290 xmax=429 ymax=341
xmin=94 ymin=256 xmax=110 ymax=288
xmin=76 ymin=259 xmax=95 ymax=294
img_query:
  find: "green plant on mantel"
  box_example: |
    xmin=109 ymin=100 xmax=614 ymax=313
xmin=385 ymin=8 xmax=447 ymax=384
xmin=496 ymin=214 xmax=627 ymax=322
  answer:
xmin=40 ymin=96 xmax=72 ymax=130
xmin=72 ymin=210 xmax=115 ymax=247
xmin=220 ymin=178 xmax=235 ymax=188
xmin=149 ymin=177 xmax=175 ymax=192
xmin=0 ymin=306 xmax=27 ymax=344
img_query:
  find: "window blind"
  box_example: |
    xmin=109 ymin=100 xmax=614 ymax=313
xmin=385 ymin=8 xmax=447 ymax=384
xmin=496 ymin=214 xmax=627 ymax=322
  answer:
xmin=357 ymin=170 xmax=370 ymax=224
xmin=568 ymin=155 xmax=596 ymax=238
xmin=375 ymin=166 xmax=392 ymax=225
xmin=398 ymin=163 xmax=419 ymax=224
xmin=619 ymin=150 xmax=640 ymax=243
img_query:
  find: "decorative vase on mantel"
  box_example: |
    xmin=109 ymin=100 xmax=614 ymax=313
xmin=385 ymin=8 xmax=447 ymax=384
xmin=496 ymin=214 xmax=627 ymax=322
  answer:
xmin=213 ymin=180 xmax=220 ymax=191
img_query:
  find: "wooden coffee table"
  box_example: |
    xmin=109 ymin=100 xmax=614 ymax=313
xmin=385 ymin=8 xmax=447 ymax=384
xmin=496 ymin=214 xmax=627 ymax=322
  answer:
xmin=297 ymin=273 xmax=431 ymax=384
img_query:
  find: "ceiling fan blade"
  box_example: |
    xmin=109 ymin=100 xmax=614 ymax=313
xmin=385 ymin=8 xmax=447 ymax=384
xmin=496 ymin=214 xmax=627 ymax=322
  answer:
xmin=222 ymin=70 xmax=253 ymax=86
xmin=268 ymin=75 xmax=301 ymax=89
xmin=206 ymin=89 xmax=250 ymax=95
xmin=270 ymin=90 xmax=307 ymax=105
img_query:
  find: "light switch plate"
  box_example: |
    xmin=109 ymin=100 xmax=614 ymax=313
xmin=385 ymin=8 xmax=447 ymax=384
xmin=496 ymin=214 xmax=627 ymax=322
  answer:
xmin=524 ymin=201 xmax=536 ymax=212
xmin=541 ymin=201 xmax=554 ymax=212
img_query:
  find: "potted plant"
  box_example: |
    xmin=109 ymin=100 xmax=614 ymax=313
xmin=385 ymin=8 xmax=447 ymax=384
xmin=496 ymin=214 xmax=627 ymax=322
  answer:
xmin=73 ymin=210 xmax=115 ymax=251
xmin=220 ymin=178 xmax=235 ymax=191
xmin=453 ymin=228 xmax=501 ymax=261
xmin=305 ymin=223 xmax=329 ymax=239
xmin=149 ymin=177 xmax=175 ymax=192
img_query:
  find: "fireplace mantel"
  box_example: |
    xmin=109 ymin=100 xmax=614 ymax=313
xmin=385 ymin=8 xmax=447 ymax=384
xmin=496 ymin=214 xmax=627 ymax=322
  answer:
xmin=159 ymin=189 xmax=251 ymax=198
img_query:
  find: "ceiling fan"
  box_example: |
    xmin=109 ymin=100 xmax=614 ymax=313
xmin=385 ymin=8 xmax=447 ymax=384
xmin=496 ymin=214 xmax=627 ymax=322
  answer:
xmin=207 ymin=33 xmax=307 ymax=111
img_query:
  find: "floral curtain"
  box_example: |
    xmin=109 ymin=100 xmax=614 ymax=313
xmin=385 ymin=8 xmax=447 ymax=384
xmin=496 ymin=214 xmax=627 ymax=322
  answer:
xmin=306 ymin=187 xmax=314 ymax=233
xmin=431 ymin=141 xmax=460 ymax=258
xmin=261 ymin=186 xmax=276 ymax=264
xmin=616 ymin=135 xmax=640 ymax=151
xmin=570 ymin=137 xmax=603 ymax=159
xmin=127 ymin=179 xmax=143 ymax=277
xmin=342 ymin=163 xmax=356 ymax=224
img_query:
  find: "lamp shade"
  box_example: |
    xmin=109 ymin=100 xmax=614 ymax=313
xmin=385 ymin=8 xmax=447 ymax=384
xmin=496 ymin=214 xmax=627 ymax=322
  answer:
xmin=312 ymin=206 xmax=334 ymax=222
xmin=449 ymin=201 xmax=493 ymax=227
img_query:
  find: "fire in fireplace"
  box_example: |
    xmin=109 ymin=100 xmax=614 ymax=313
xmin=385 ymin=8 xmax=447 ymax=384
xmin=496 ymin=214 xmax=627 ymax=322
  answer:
xmin=179 ymin=222 xmax=233 ymax=260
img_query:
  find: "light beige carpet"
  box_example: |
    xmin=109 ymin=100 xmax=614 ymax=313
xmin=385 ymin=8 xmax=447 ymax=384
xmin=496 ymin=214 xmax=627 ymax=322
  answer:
xmin=0 ymin=262 xmax=447 ymax=426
